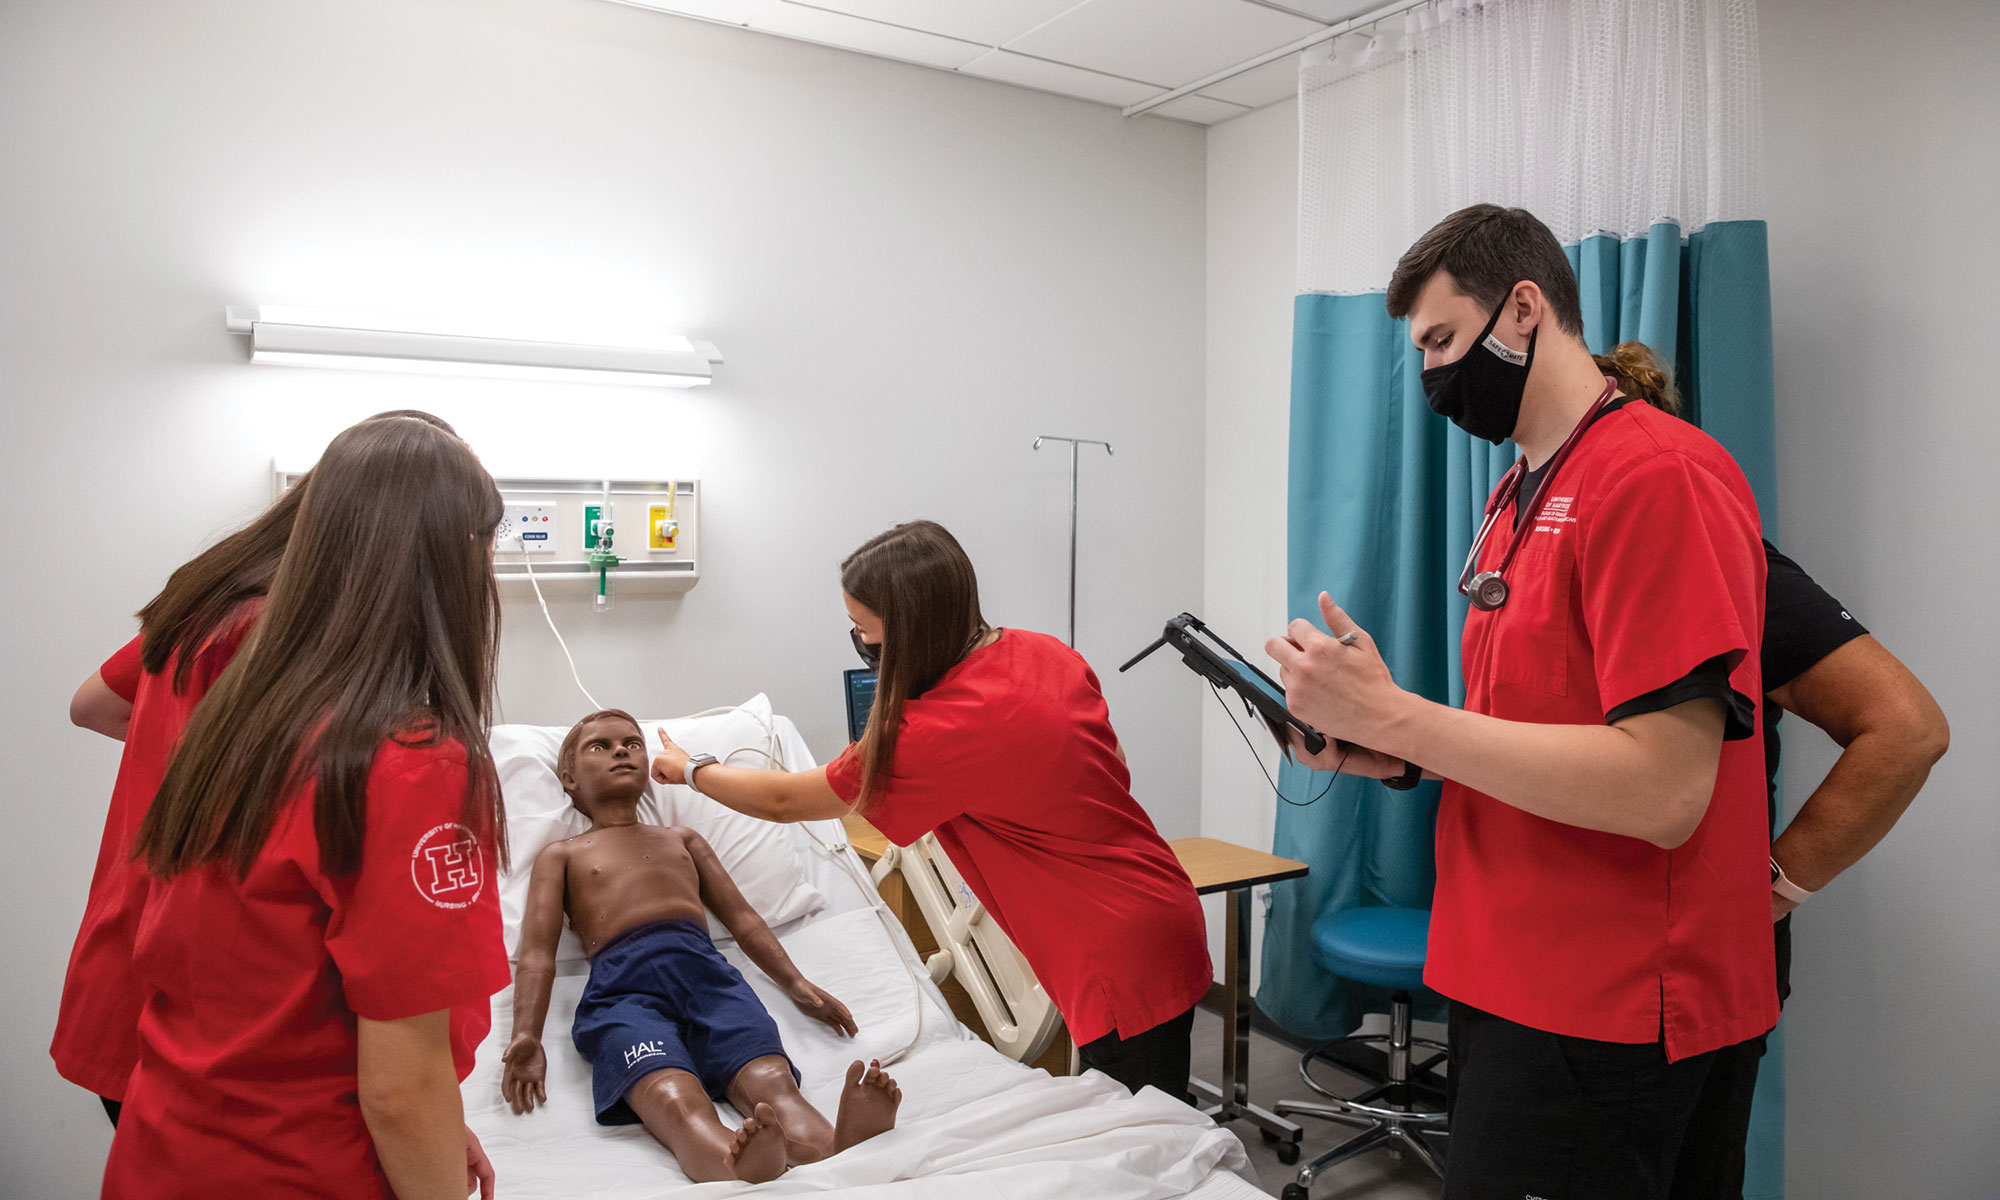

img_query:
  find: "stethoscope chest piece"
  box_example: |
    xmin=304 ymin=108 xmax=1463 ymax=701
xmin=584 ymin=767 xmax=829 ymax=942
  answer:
xmin=1468 ymin=570 xmax=1510 ymax=611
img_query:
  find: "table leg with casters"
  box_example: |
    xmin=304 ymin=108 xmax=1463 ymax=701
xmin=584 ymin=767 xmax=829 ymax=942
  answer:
xmin=1190 ymin=886 xmax=1303 ymax=1161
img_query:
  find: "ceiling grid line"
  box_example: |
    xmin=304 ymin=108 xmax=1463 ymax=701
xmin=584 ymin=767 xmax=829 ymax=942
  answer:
xmin=602 ymin=0 xmax=1382 ymax=124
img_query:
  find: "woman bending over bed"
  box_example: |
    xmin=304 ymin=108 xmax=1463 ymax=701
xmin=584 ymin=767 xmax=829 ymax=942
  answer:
xmin=651 ymin=521 xmax=1212 ymax=1102
xmin=501 ymin=709 xmax=901 ymax=1183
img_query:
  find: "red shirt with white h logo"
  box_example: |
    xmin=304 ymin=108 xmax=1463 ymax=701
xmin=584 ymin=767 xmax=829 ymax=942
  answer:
xmin=102 ymin=736 xmax=508 ymax=1200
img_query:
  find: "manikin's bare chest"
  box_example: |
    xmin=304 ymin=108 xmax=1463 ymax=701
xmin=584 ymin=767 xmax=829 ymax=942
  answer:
xmin=562 ymin=825 xmax=705 ymax=954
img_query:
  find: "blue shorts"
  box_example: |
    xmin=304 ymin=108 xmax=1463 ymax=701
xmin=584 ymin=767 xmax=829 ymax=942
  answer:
xmin=572 ymin=918 xmax=798 ymax=1125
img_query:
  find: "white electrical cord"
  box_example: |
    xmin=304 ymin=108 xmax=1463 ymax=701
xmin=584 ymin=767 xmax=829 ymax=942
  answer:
xmin=508 ymin=540 xmax=929 ymax=1064
xmin=508 ymin=532 xmax=603 ymax=710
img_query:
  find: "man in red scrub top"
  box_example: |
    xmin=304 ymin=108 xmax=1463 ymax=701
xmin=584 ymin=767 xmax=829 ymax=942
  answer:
xmin=1268 ymin=205 xmax=1776 ymax=1200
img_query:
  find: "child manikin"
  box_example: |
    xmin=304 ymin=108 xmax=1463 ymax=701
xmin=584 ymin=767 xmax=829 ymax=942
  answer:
xmin=502 ymin=710 xmax=900 ymax=1182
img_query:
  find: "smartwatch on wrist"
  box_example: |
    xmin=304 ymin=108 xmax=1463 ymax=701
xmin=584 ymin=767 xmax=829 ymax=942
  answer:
xmin=1770 ymin=856 xmax=1814 ymax=906
xmin=1382 ymin=760 xmax=1423 ymax=791
xmin=683 ymin=753 xmax=720 ymax=797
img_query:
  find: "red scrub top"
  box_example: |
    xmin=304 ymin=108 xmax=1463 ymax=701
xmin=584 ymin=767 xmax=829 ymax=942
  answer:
xmin=99 ymin=635 xmax=144 ymax=702
xmin=1426 ymin=400 xmax=1779 ymax=1062
xmin=101 ymin=735 xmax=509 ymax=1200
xmin=826 ymin=629 xmax=1210 ymax=1046
xmin=53 ymin=612 xmax=259 ymax=1100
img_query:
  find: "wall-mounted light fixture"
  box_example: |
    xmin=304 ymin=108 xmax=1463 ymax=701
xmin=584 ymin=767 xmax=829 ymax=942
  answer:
xmin=224 ymin=306 xmax=722 ymax=387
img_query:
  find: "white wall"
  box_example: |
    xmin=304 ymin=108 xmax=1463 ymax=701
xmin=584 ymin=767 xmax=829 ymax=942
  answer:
xmin=1200 ymin=98 xmax=1299 ymax=984
xmin=1758 ymin=0 xmax=2000 ymax=1193
xmin=1197 ymin=2 xmax=2000 ymax=1193
xmin=0 ymin=1 xmax=1207 ymax=1193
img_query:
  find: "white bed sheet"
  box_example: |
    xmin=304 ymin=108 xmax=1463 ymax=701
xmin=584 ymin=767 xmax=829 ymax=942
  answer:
xmin=465 ymin=717 xmax=1259 ymax=1199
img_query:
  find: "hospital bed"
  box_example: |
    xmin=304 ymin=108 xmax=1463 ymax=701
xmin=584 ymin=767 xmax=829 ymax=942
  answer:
xmin=465 ymin=696 xmax=1264 ymax=1200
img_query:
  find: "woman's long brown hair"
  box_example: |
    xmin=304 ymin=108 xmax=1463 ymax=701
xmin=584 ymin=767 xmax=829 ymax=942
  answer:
xmin=136 ymin=410 xmax=457 ymax=693
xmin=137 ymin=416 xmax=505 ymax=879
xmin=840 ymin=521 xmax=988 ymax=812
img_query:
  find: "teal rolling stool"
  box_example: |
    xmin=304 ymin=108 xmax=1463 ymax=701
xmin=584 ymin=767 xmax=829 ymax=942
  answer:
xmin=1273 ymin=907 xmax=1448 ymax=1198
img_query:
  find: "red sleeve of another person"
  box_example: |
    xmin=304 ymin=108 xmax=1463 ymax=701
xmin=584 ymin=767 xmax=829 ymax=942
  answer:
xmin=1578 ymin=452 xmax=1764 ymax=714
xmin=321 ymin=744 xmax=509 ymax=1077
xmin=98 ymin=636 xmax=144 ymax=702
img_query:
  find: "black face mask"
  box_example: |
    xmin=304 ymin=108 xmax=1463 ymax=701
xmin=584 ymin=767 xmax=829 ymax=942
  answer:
xmin=1419 ymin=299 xmax=1537 ymax=445
xmin=850 ymin=629 xmax=882 ymax=670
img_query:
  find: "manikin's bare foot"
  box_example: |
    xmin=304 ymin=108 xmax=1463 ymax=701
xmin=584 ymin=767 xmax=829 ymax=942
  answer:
xmin=832 ymin=1059 xmax=902 ymax=1152
xmin=727 ymin=1102 xmax=788 ymax=1183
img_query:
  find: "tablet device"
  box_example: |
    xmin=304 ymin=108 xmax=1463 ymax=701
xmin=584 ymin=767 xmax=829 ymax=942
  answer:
xmin=1120 ymin=612 xmax=1332 ymax=758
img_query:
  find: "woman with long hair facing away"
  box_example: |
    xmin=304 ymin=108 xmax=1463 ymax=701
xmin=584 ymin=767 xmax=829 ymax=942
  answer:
xmin=652 ymin=520 xmax=1211 ymax=1099
xmin=56 ymin=411 xmax=458 ymax=1131
xmin=102 ymin=416 xmax=512 ymax=1200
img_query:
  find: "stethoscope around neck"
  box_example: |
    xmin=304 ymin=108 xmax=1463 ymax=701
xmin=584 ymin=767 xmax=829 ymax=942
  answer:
xmin=1458 ymin=378 xmax=1620 ymax=611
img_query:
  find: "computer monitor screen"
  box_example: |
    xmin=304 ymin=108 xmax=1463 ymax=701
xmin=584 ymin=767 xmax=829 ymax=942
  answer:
xmin=843 ymin=668 xmax=877 ymax=744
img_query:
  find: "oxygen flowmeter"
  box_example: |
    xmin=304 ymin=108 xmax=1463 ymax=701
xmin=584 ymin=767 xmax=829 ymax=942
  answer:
xmin=582 ymin=504 xmax=623 ymax=612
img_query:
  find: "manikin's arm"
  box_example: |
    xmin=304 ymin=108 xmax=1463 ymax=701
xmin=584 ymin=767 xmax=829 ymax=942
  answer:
xmin=685 ymin=831 xmax=857 ymax=1036
xmin=1768 ymin=636 xmax=1949 ymax=910
xmin=70 ymin=671 xmax=133 ymax=741
xmin=501 ymin=843 xmax=568 ymax=1114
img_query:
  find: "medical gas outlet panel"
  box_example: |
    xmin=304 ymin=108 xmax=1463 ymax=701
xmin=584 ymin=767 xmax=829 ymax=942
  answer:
xmin=273 ymin=469 xmax=700 ymax=592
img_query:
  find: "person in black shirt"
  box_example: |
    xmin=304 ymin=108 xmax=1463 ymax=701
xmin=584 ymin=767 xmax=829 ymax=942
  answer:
xmin=1593 ymin=344 xmax=1951 ymax=1199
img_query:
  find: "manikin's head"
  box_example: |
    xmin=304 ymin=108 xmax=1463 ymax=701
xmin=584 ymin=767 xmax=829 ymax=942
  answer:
xmin=1387 ymin=204 xmax=1593 ymax=443
xmin=558 ymin=709 xmax=649 ymax=824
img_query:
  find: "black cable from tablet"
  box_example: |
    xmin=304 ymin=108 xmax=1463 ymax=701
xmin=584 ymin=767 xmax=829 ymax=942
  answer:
xmin=1208 ymin=683 xmax=1343 ymax=807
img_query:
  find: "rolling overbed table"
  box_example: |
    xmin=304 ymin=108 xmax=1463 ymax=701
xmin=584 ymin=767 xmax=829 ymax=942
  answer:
xmin=1169 ymin=837 xmax=1309 ymax=1162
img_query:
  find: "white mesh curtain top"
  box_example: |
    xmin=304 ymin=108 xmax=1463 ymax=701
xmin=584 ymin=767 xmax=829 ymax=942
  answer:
xmin=1298 ymin=0 xmax=1763 ymax=295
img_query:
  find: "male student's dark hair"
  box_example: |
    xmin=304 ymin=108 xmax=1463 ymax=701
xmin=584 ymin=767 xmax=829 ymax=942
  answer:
xmin=1386 ymin=203 xmax=1585 ymax=338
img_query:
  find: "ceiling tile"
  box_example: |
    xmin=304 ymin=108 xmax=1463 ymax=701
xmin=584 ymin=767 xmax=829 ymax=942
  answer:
xmin=1251 ymin=0 xmax=1384 ymax=22
xmin=958 ymin=49 xmax=1157 ymax=107
xmin=606 ymin=0 xmax=771 ymax=24
xmin=750 ymin=2 xmax=989 ymax=69
xmin=1005 ymin=0 xmax=1323 ymax=89
xmin=1196 ymin=52 xmax=1298 ymax=107
xmin=1149 ymin=93 xmax=1253 ymax=124
xmin=793 ymin=0 xmax=1087 ymax=48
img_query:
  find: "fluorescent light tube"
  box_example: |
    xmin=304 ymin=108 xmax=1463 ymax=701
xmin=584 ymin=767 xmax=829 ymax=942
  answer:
xmin=225 ymin=307 xmax=720 ymax=387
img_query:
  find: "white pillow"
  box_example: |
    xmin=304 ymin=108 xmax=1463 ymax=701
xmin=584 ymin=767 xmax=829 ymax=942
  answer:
xmin=491 ymin=695 xmax=827 ymax=962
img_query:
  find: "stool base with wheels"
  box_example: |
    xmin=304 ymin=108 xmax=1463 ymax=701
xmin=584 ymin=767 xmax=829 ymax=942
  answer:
xmin=1273 ymin=907 xmax=1447 ymax=1198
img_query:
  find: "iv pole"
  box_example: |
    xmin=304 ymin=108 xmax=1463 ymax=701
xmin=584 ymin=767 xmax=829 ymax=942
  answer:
xmin=1032 ymin=436 xmax=1113 ymax=647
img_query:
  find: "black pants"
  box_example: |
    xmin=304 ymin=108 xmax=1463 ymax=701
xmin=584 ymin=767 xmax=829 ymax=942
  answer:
xmin=1665 ymin=1030 xmax=1768 ymax=1200
xmin=1668 ymin=912 xmax=1788 ymax=1200
xmin=101 ymin=1095 xmax=121 ymax=1127
xmin=1444 ymin=1001 xmax=1718 ymax=1200
xmin=1078 ymin=1003 xmax=1197 ymax=1101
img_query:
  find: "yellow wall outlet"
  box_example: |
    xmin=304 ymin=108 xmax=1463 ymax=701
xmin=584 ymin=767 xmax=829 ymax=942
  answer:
xmin=648 ymin=503 xmax=678 ymax=551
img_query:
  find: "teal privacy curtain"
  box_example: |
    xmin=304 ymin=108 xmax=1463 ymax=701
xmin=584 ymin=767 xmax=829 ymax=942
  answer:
xmin=1268 ymin=219 xmax=1785 ymax=1193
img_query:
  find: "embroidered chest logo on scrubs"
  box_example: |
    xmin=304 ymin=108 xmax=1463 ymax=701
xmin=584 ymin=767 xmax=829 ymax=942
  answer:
xmin=1532 ymin=493 xmax=1577 ymax=535
xmin=410 ymin=823 xmax=484 ymax=910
